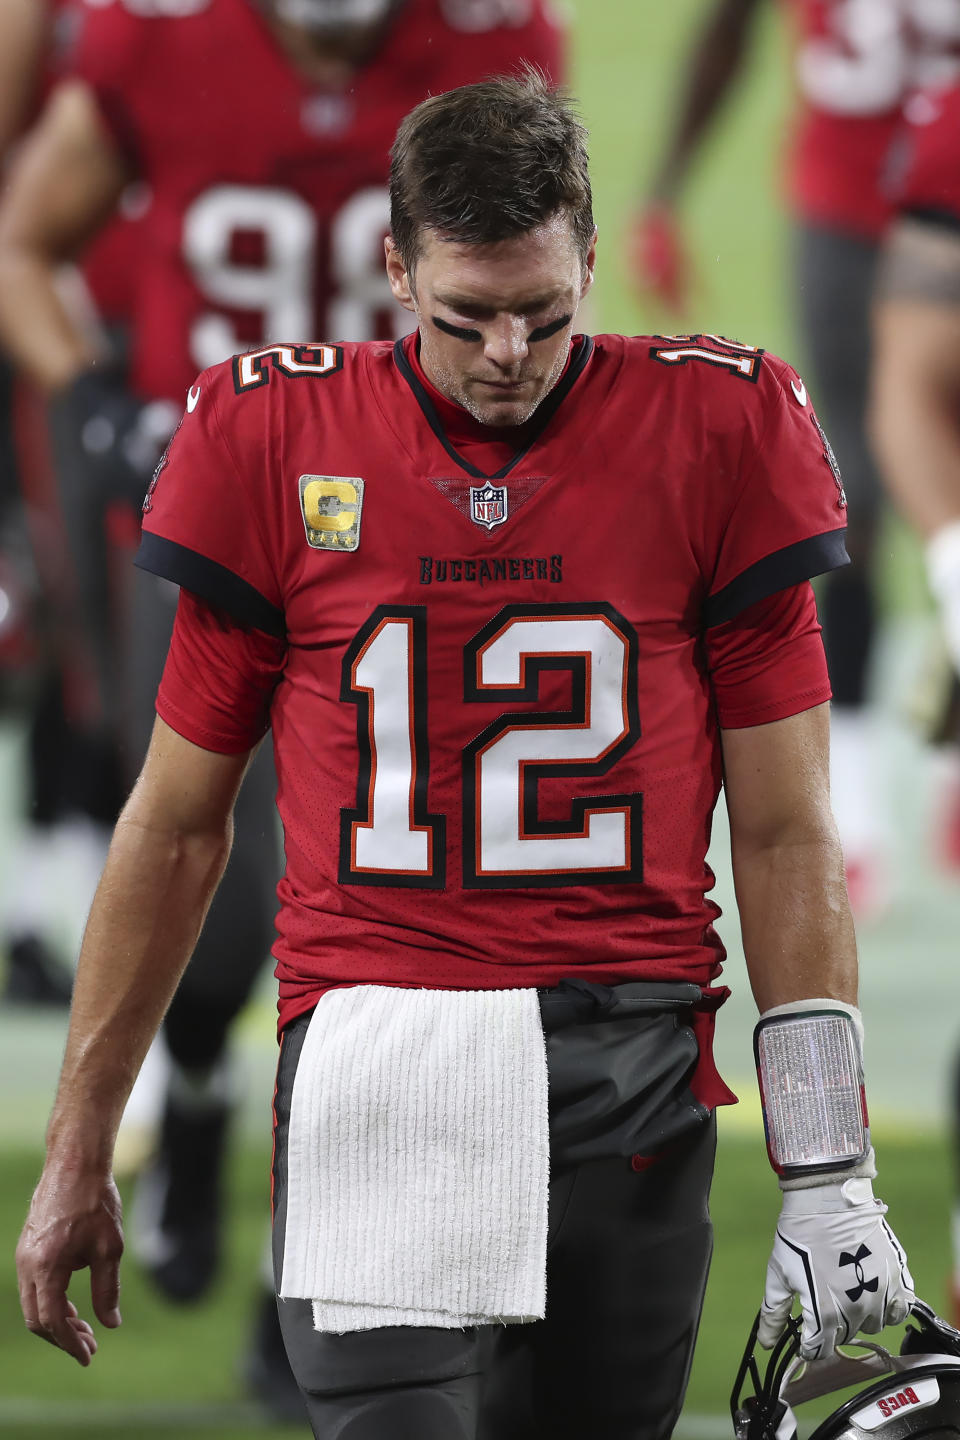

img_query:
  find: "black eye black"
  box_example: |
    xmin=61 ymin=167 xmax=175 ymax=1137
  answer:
xmin=528 ymin=315 xmax=571 ymax=343
xmin=431 ymin=313 xmax=571 ymax=343
xmin=432 ymin=317 xmax=481 ymax=341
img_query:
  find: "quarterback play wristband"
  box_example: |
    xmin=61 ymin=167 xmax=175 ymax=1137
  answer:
xmin=754 ymin=1003 xmax=869 ymax=1176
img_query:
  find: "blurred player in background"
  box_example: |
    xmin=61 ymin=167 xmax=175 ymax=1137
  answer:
xmin=0 ymin=0 xmax=148 ymax=1009
xmin=0 ymin=0 xmax=566 ymax=1416
xmin=631 ymin=0 xmax=960 ymax=918
xmin=0 ymin=0 xmax=52 ymax=539
xmin=868 ymin=75 xmax=960 ymax=1324
xmin=0 ymin=1 xmax=48 ymax=747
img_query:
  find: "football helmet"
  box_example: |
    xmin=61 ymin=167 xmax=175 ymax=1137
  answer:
xmin=732 ymin=1299 xmax=960 ymax=1440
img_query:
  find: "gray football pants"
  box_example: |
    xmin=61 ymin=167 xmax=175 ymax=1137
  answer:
xmin=271 ymin=980 xmax=717 ymax=1439
xmin=793 ymin=222 xmax=883 ymax=707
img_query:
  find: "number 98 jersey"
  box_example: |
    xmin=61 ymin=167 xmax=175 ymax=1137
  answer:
xmin=68 ymin=0 xmax=565 ymax=403
xmin=138 ymin=333 xmax=847 ymax=1043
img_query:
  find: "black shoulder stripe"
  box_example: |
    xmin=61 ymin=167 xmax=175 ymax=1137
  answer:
xmin=135 ymin=532 xmax=285 ymax=638
xmin=704 ymin=529 xmax=849 ymax=628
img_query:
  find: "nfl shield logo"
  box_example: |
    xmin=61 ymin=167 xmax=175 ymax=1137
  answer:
xmin=470 ymin=483 xmax=508 ymax=530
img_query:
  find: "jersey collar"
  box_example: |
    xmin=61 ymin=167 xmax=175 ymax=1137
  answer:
xmin=393 ymin=330 xmax=594 ymax=481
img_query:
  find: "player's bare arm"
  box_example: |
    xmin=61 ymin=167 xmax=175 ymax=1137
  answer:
xmin=869 ymin=219 xmax=960 ymax=539
xmin=723 ymin=702 xmax=912 ymax=1358
xmin=0 ymin=79 xmax=130 ymax=390
xmin=720 ymin=700 xmax=856 ymax=1011
xmin=0 ymin=0 xmax=49 ymax=153
xmin=16 ymin=717 xmax=251 ymax=1365
xmin=630 ymin=0 xmax=763 ymax=309
xmin=645 ymin=0 xmax=764 ymax=208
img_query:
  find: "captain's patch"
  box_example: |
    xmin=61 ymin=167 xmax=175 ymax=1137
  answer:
xmin=299 ymin=475 xmax=364 ymax=551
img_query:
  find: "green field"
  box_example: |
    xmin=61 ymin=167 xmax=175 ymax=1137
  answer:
xmin=2 ymin=2 xmax=958 ymax=1437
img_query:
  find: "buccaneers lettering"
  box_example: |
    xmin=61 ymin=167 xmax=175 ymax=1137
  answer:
xmin=419 ymin=555 xmax=563 ymax=585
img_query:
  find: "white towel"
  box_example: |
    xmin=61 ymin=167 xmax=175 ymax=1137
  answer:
xmin=279 ymin=984 xmax=551 ymax=1333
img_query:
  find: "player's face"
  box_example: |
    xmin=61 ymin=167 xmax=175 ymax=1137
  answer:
xmin=386 ymin=215 xmax=596 ymax=428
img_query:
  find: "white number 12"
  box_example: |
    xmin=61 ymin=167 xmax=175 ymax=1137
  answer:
xmin=339 ymin=604 xmax=643 ymax=889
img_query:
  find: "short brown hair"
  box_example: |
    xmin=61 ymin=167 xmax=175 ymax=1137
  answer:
xmin=389 ymin=67 xmax=594 ymax=272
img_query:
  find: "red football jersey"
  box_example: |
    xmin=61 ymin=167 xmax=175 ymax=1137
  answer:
xmin=893 ymin=79 xmax=960 ymax=226
xmin=68 ymin=0 xmax=566 ymax=401
xmin=138 ymin=331 xmax=847 ymax=1032
xmin=782 ymin=0 xmax=960 ymax=238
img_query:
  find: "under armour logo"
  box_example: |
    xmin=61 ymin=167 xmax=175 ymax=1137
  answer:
xmin=840 ymin=1244 xmax=879 ymax=1302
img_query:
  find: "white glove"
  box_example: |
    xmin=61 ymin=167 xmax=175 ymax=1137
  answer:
xmin=759 ymin=1177 xmax=914 ymax=1359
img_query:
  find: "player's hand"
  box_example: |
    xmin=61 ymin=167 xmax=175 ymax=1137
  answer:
xmin=16 ymin=1162 xmax=124 ymax=1365
xmin=49 ymin=368 xmax=180 ymax=509
xmin=758 ymin=1178 xmax=914 ymax=1359
xmin=626 ymin=202 xmax=690 ymax=313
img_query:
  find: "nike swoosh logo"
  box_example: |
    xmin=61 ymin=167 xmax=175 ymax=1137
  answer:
xmin=186 ymin=384 xmax=202 ymax=413
xmin=791 ymin=378 xmax=807 ymax=406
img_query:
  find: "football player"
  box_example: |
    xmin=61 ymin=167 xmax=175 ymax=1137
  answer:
xmin=16 ymin=71 xmax=913 ymax=1439
xmin=630 ymin=0 xmax=960 ymax=918
xmin=0 ymin=0 xmax=566 ymax=1416
xmin=868 ymin=75 xmax=960 ymax=1325
xmin=0 ymin=0 xmax=143 ymax=1011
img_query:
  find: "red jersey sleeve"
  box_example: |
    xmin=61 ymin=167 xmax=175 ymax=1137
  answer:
xmin=703 ymin=353 xmax=849 ymax=628
xmin=136 ymin=363 xmax=284 ymax=638
xmin=707 ymin=581 xmax=831 ymax=728
xmin=157 ymin=589 xmax=285 ymax=753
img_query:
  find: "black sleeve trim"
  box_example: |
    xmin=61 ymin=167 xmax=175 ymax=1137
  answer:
xmin=901 ymin=205 xmax=960 ymax=237
xmin=135 ymin=532 xmax=285 ymax=638
xmin=704 ymin=529 xmax=848 ymax=629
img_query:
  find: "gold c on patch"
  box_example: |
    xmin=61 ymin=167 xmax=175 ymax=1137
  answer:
xmin=299 ymin=475 xmax=364 ymax=551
